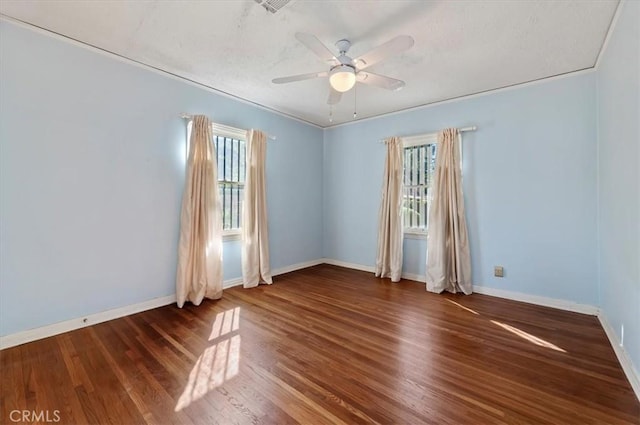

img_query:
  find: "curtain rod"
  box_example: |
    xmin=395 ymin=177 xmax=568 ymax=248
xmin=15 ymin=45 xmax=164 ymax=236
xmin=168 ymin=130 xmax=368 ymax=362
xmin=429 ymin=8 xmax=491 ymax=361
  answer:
xmin=180 ymin=113 xmax=276 ymax=141
xmin=379 ymin=126 xmax=477 ymax=143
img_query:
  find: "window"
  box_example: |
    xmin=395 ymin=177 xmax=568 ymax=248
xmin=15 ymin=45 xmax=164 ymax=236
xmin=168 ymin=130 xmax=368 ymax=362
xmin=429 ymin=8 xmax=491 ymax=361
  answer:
xmin=214 ymin=133 xmax=246 ymax=232
xmin=187 ymin=122 xmax=247 ymax=234
xmin=402 ymin=134 xmax=438 ymax=235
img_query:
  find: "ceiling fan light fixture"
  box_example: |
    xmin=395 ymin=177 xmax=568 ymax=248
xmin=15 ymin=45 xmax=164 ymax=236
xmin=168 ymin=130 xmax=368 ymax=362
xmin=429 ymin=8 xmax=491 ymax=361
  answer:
xmin=329 ymin=65 xmax=356 ymax=92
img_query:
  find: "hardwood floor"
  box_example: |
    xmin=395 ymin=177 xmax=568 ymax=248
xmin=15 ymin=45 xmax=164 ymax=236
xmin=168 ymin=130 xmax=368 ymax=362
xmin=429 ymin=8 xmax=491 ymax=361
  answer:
xmin=1 ymin=264 xmax=638 ymax=424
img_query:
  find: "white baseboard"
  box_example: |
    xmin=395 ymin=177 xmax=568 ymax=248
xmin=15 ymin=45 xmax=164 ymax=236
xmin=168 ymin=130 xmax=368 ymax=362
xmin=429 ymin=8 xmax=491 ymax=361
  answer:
xmin=401 ymin=271 xmax=425 ymax=283
xmin=223 ymin=277 xmax=244 ymax=289
xmin=322 ymin=258 xmax=375 ymax=273
xmin=0 ymin=294 xmax=177 ymax=350
xmin=321 ymin=258 xmax=423 ymax=284
xmin=598 ymin=312 xmax=640 ymax=401
xmin=272 ymin=258 xmax=325 ymax=276
xmin=472 ymin=285 xmax=600 ymax=315
xmin=0 ymin=258 xmax=325 ymax=350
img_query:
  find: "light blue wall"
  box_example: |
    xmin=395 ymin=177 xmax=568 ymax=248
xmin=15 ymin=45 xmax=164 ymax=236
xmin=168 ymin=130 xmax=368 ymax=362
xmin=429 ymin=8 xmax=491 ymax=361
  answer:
xmin=3 ymin=9 xmax=634 ymax=352
xmin=597 ymin=0 xmax=639 ymax=375
xmin=324 ymin=73 xmax=598 ymax=306
xmin=0 ymin=21 xmax=324 ymax=336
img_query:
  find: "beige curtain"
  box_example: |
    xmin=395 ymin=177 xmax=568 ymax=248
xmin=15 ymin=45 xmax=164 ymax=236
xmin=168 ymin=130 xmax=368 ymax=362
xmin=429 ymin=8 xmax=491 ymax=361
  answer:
xmin=176 ymin=115 xmax=223 ymax=307
xmin=426 ymin=128 xmax=472 ymax=294
xmin=375 ymin=136 xmax=404 ymax=282
xmin=242 ymin=129 xmax=273 ymax=288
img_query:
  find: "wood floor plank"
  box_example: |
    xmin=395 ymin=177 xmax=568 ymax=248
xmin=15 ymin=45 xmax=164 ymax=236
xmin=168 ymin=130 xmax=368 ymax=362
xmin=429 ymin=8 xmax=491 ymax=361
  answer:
xmin=1 ymin=264 xmax=638 ymax=424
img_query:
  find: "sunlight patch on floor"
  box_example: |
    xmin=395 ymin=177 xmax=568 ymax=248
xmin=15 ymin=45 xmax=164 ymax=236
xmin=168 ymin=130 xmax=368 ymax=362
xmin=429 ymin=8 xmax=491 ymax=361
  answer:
xmin=491 ymin=320 xmax=566 ymax=353
xmin=445 ymin=299 xmax=480 ymax=315
xmin=175 ymin=307 xmax=241 ymax=411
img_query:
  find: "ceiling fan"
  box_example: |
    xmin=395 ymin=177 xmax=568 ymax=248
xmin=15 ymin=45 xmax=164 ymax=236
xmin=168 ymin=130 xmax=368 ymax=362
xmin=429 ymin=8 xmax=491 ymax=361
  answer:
xmin=272 ymin=33 xmax=414 ymax=105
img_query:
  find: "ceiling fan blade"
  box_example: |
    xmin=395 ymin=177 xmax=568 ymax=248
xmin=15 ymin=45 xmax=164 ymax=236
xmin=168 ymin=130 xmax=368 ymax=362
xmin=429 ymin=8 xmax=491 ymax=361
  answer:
xmin=272 ymin=71 xmax=328 ymax=84
xmin=357 ymin=72 xmax=405 ymax=91
xmin=327 ymin=87 xmax=342 ymax=105
xmin=295 ymin=32 xmax=338 ymax=64
xmin=354 ymin=35 xmax=414 ymax=70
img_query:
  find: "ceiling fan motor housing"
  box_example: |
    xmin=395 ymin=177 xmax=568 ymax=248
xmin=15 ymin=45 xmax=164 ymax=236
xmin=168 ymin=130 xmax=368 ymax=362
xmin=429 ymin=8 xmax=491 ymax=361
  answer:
xmin=335 ymin=39 xmax=351 ymax=55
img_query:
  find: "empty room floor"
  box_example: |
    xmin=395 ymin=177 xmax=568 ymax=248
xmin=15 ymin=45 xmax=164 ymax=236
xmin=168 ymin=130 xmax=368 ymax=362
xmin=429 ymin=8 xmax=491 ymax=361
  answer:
xmin=1 ymin=264 xmax=638 ymax=424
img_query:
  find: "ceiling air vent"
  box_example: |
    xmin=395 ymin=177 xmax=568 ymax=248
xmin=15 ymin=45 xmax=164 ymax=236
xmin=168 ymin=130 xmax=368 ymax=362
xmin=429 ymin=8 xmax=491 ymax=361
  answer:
xmin=254 ymin=0 xmax=293 ymax=14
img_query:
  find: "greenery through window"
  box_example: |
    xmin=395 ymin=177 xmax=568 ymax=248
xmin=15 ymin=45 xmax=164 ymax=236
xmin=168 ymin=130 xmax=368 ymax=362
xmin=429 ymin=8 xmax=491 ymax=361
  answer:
xmin=403 ymin=143 xmax=436 ymax=233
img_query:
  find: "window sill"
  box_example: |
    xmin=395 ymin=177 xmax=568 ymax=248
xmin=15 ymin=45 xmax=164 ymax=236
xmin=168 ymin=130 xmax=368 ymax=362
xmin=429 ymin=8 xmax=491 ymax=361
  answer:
xmin=223 ymin=231 xmax=241 ymax=242
xmin=404 ymin=231 xmax=427 ymax=240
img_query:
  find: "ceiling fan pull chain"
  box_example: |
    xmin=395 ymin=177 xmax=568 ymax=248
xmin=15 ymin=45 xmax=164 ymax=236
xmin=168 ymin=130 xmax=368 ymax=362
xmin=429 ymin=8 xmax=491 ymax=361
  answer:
xmin=329 ymin=105 xmax=333 ymax=123
xmin=353 ymin=84 xmax=357 ymax=119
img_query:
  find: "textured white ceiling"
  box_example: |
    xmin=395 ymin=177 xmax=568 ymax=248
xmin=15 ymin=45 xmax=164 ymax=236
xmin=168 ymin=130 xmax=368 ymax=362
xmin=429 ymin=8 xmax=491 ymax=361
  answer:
xmin=0 ymin=0 xmax=618 ymax=127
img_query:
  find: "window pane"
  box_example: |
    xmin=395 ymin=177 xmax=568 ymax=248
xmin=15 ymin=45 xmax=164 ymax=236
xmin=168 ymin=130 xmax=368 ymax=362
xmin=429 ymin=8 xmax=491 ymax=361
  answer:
xmin=409 ymin=186 xmax=414 ymax=228
xmin=209 ymin=133 xmax=246 ymax=230
xmin=239 ymin=140 xmax=246 ymax=184
xmin=402 ymin=143 xmax=437 ymax=231
xmin=219 ymin=184 xmax=225 ymax=229
xmin=424 ymin=185 xmax=430 ymax=229
xmin=224 ymin=138 xmax=232 ymax=181
xmin=413 ymin=147 xmax=418 ymax=186
xmin=230 ymin=182 xmax=235 ymax=230
xmin=216 ymin=136 xmax=223 ymax=181
xmin=403 ymin=148 xmax=409 ymax=186
xmin=235 ymin=186 xmax=244 ymax=229
xmin=418 ymin=183 xmax=423 ymax=227
xmin=225 ymin=185 xmax=232 ymax=229
xmin=418 ymin=145 xmax=424 ymax=186
xmin=231 ymin=138 xmax=238 ymax=182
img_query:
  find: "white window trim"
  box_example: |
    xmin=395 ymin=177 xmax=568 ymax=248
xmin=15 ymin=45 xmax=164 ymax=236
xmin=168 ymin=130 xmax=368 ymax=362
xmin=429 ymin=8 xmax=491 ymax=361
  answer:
xmin=212 ymin=123 xmax=247 ymax=141
xmin=212 ymin=122 xmax=247 ymax=235
xmin=223 ymin=230 xmax=241 ymax=241
xmin=402 ymin=132 xmax=438 ymax=148
xmin=186 ymin=122 xmax=248 ymax=145
xmin=404 ymin=229 xmax=427 ymax=239
xmin=403 ymin=131 xmax=463 ymax=161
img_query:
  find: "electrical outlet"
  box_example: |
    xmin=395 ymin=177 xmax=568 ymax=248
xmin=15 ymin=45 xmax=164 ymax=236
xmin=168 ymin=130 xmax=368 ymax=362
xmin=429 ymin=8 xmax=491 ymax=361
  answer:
xmin=494 ymin=266 xmax=504 ymax=277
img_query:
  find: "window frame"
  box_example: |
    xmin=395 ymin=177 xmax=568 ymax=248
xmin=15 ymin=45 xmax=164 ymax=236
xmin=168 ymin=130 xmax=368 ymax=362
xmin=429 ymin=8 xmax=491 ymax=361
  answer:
xmin=211 ymin=124 xmax=247 ymax=239
xmin=186 ymin=121 xmax=247 ymax=240
xmin=401 ymin=132 xmax=438 ymax=238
